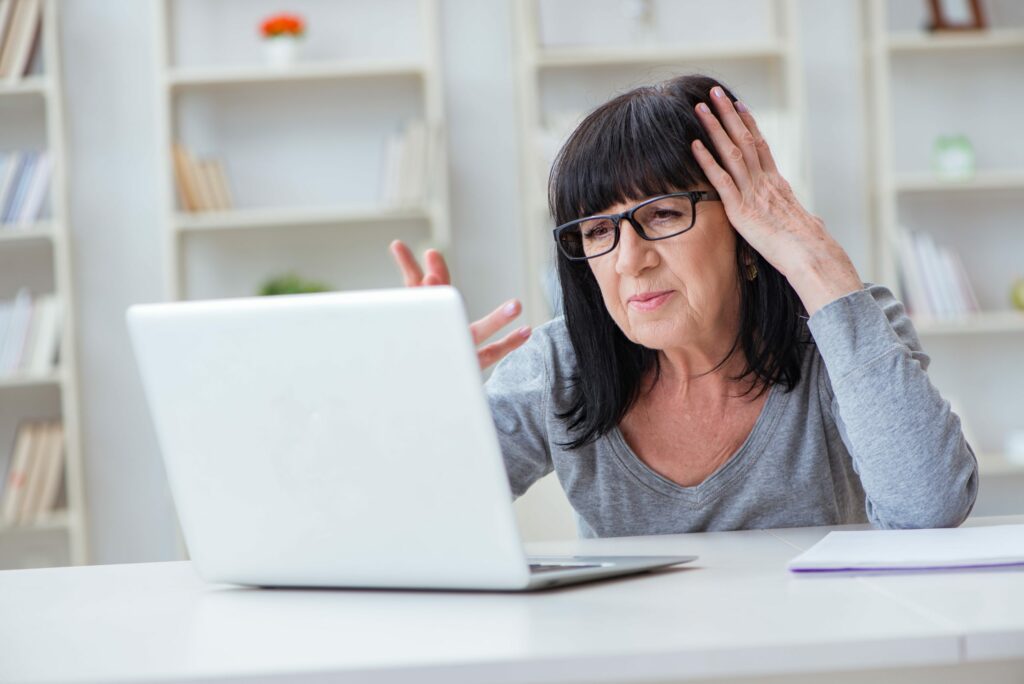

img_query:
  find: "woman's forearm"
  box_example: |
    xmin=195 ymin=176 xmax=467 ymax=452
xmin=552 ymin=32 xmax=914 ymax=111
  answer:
xmin=808 ymin=285 xmax=979 ymax=529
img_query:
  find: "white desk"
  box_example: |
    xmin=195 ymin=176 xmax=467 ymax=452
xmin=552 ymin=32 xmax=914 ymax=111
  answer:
xmin=1 ymin=515 xmax=1023 ymax=684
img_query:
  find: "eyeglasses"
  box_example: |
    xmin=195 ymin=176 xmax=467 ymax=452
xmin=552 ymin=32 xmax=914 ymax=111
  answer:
xmin=552 ymin=190 xmax=721 ymax=261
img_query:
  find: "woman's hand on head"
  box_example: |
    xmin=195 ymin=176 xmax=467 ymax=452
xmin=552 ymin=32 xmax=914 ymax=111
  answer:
xmin=691 ymin=88 xmax=863 ymax=315
xmin=389 ymin=240 xmax=531 ymax=370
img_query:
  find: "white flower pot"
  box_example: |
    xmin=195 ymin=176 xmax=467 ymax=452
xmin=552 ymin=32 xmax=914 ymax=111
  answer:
xmin=264 ymin=37 xmax=300 ymax=69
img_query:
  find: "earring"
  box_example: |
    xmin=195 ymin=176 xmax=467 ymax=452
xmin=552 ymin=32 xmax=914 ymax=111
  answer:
xmin=745 ymin=263 xmax=758 ymax=281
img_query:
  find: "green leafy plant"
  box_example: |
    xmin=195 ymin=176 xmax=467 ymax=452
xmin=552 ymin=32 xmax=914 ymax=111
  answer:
xmin=258 ymin=272 xmax=331 ymax=296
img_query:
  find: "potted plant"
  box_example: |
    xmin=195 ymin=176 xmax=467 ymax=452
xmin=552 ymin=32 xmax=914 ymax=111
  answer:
xmin=258 ymin=272 xmax=331 ymax=296
xmin=260 ymin=13 xmax=306 ymax=68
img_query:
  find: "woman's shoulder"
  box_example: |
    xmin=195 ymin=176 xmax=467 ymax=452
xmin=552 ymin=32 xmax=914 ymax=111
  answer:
xmin=485 ymin=316 xmax=577 ymax=396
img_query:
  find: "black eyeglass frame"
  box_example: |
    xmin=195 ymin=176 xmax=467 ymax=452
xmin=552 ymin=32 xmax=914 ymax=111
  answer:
xmin=552 ymin=190 xmax=722 ymax=261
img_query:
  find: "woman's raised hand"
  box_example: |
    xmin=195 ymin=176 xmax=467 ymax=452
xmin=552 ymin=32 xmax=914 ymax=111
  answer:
xmin=691 ymin=86 xmax=863 ymax=315
xmin=389 ymin=240 xmax=531 ymax=370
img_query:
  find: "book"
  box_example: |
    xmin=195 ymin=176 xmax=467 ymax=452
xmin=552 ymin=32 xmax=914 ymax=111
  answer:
xmin=23 ymin=420 xmax=61 ymax=521
xmin=172 ymin=144 xmax=231 ymax=212
xmin=3 ymin=150 xmax=36 ymax=223
xmin=209 ymin=159 xmax=234 ymax=210
xmin=0 ymin=1 xmax=16 ymax=59
xmin=16 ymin=149 xmax=50 ymax=223
xmin=0 ymin=0 xmax=40 ymax=81
xmin=896 ymin=230 xmax=979 ymax=321
xmin=0 ymin=286 xmax=31 ymax=374
xmin=16 ymin=419 xmax=50 ymax=524
xmin=0 ymin=151 xmax=23 ymax=222
xmin=789 ymin=524 xmax=1024 ymax=573
xmin=380 ymin=120 xmax=430 ymax=207
xmin=25 ymin=293 xmax=59 ymax=373
xmin=33 ymin=421 xmax=63 ymax=521
xmin=1 ymin=421 xmax=36 ymax=525
xmin=896 ymin=228 xmax=930 ymax=317
xmin=172 ymin=144 xmax=200 ymax=212
xmin=0 ymin=0 xmax=39 ymax=79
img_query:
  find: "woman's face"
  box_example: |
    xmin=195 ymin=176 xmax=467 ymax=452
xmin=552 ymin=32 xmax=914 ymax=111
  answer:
xmin=585 ymin=187 xmax=741 ymax=351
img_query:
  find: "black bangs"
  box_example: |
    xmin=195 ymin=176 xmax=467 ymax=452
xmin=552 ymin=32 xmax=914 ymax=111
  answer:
xmin=549 ymin=76 xmax=725 ymax=225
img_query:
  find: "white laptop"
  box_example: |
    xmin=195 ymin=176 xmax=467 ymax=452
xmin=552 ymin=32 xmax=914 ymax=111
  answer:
xmin=126 ymin=286 xmax=695 ymax=591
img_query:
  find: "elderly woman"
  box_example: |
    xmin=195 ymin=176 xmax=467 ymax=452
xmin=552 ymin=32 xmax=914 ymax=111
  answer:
xmin=391 ymin=73 xmax=978 ymax=536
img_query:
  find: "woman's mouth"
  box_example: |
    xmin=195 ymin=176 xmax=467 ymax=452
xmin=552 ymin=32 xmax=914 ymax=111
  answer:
xmin=627 ymin=290 xmax=674 ymax=312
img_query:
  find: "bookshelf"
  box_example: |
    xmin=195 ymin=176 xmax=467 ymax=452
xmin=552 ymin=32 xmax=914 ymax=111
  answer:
xmin=154 ymin=0 xmax=450 ymax=302
xmin=0 ymin=0 xmax=89 ymax=568
xmin=863 ymin=0 xmax=1024 ymax=479
xmin=512 ymin=0 xmax=811 ymax=326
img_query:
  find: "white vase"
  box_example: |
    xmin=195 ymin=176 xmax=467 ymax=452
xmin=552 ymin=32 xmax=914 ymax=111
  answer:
xmin=264 ymin=37 xmax=299 ymax=69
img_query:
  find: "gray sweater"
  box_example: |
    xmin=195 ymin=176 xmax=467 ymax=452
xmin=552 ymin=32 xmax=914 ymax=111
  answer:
xmin=485 ymin=285 xmax=979 ymax=537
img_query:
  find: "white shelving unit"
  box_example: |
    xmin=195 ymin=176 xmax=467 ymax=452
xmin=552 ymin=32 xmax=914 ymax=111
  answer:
xmin=862 ymin=0 xmax=1024 ymax=481
xmin=0 ymin=0 xmax=89 ymax=568
xmin=153 ymin=0 xmax=450 ymax=302
xmin=513 ymin=0 xmax=810 ymax=326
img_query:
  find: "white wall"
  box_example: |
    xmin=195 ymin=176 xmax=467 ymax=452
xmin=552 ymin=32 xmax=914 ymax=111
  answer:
xmin=54 ymin=0 xmax=1002 ymax=565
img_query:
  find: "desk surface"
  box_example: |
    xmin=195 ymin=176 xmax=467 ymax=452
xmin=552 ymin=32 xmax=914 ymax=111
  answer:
xmin=2 ymin=516 xmax=1023 ymax=684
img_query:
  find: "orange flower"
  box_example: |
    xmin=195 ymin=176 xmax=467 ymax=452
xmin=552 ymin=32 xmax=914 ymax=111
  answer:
xmin=260 ymin=13 xmax=305 ymax=38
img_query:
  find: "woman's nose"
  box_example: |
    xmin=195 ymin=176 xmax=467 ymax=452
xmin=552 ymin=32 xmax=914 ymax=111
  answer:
xmin=614 ymin=219 xmax=656 ymax=276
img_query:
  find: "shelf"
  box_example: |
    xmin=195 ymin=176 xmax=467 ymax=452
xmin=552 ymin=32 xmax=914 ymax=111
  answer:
xmin=0 ymin=222 xmax=55 ymax=243
xmin=893 ymin=170 xmax=1024 ymax=194
xmin=914 ymin=310 xmax=1024 ymax=336
xmin=0 ymin=370 xmax=62 ymax=389
xmin=976 ymin=453 xmax=1024 ymax=477
xmin=536 ymin=41 xmax=786 ymax=69
xmin=0 ymin=510 xmax=70 ymax=536
xmin=174 ymin=205 xmax=432 ymax=233
xmin=166 ymin=59 xmax=425 ymax=88
xmin=0 ymin=75 xmax=49 ymax=97
xmin=887 ymin=27 xmax=1024 ymax=53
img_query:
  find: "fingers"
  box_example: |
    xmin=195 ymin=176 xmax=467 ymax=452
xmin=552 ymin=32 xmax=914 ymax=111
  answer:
xmin=696 ymin=94 xmax=753 ymax=191
xmin=708 ymin=86 xmax=763 ymax=176
xmin=389 ymin=240 xmax=425 ymax=287
xmin=691 ymin=138 xmax=742 ymax=208
xmin=477 ymin=326 xmax=531 ymax=370
xmin=734 ymin=103 xmax=779 ymax=174
xmin=424 ymin=249 xmax=451 ymax=286
xmin=470 ymin=299 xmax=522 ymax=345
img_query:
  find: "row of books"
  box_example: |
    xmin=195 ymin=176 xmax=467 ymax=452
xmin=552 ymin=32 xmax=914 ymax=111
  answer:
xmin=897 ymin=229 xmax=980 ymax=320
xmin=172 ymin=144 xmax=234 ymax=212
xmin=380 ymin=120 xmax=437 ymax=207
xmin=0 ymin=150 xmax=51 ymax=225
xmin=1 ymin=419 xmax=64 ymax=526
xmin=0 ymin=0 xmax=41 ymax=81
xmin=0 ymin=288 xmax=60 ymax=376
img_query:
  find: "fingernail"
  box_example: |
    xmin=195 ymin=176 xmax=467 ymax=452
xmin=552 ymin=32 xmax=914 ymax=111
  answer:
xmin=735 ymin=100 xmax=749 ymax=113
xmin=692 ymin=139 xmax=705 ymax=149
xmin=503 ymin=301 xmax=518 ymax=316
xmin=697 ymin=102 xmax=710 ymax=114
xmin=518 ymin=326 xmax=531 ymax=338
xmin=712 ymin=87 xmax=724 ymax=98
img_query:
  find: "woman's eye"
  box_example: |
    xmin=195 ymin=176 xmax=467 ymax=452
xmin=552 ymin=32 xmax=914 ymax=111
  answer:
xmin=583 ymin=223 xmax=612 ymax=239
xmin=652 ymin=209 xmax=681 ymax=220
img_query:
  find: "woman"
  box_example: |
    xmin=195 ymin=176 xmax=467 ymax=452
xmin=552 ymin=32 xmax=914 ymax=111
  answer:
xmin=391 ymin=74 xmax=978 ymax=536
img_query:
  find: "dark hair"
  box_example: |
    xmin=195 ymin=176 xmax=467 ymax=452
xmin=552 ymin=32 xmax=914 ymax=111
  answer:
xmin=549 ymin=74 xmax=808 ymax=450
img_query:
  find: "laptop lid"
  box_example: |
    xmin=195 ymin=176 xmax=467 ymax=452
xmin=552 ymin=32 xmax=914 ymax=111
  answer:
xmin=127 ymin=287 xmax=532 ymax=590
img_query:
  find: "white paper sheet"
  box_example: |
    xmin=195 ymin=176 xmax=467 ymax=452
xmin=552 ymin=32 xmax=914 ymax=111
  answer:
xmin=787 ymin=524 xmax=1024 ymax=573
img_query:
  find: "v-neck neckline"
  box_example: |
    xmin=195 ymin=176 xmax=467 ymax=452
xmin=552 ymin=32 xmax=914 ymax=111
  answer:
xmin=609 ymin=381 xmax=787 ymax=504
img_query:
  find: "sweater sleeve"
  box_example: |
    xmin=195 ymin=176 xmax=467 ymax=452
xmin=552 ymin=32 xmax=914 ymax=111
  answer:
xmin=808 ymin=284 xmax=979 ymax=529
xmin=483 ymin=326 xmax=554 ymax=498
